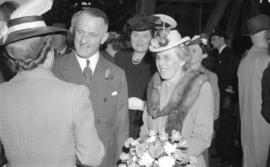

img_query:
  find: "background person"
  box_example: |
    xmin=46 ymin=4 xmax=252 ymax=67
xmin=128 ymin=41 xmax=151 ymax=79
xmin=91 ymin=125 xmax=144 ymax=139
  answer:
xmin=238 ymin=14 xmax=270 ymax=167
xmin=0 ymin=1 xmax=19 ymax=83
xmin=114 ymin=15 xmax=157 ymax=138
xmin=187 ymin=34 xmax=220 ymax=167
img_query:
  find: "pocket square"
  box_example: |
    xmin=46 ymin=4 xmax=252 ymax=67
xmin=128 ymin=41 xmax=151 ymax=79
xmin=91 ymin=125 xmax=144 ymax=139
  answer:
xmin=111 ymin=91 xmax=118 ymax=96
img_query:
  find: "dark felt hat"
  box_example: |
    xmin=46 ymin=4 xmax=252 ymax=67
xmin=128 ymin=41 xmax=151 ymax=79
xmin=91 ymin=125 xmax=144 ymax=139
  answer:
xmin=246 ymin=14 xmax=270 ymax=35
xmin=127 ymin=15 xmax=159 ymax=31
xmin=211 ymin=28 xmax=228 ymax=39
xmin=2 ymin=16 xmax=66 ymax=46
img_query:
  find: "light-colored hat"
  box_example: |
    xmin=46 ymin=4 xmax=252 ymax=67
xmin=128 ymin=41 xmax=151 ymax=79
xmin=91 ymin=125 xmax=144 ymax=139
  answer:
xmin=0 ymin=0 xmax=66 ymax=46
xmin=154 ymin=14 xmax=177 ymax=29
xmin=149 ymin=30 xmax=190 ymax=52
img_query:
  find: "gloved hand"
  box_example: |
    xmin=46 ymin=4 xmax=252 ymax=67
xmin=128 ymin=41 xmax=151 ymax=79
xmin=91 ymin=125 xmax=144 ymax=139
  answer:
xmin=128 ymin=97 xmax=145 ymax=111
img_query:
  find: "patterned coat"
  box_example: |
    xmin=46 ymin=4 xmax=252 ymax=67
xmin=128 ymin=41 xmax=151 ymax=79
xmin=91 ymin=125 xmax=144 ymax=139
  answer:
xmin=0 ymin=68 xmax=104 ymax=167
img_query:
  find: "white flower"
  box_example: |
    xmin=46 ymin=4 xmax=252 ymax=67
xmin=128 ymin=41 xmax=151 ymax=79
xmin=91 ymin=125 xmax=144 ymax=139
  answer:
xmin=164 ymin=142 xmax=177 ymax=154
xmin=124 ymin=138 xmax=134 ymax=148
xmin=159 ymin=131 xmax=168 ymax=141
xmin=150 ymin=39 xmax=160 ymax=49
xmin=120 ymin=153 xmax=129 ymax=161
xmin=138 ymin=152 xmax=154 ymax=167
xmin=178 ymin=140 xmax=188 ymax=148
xmin=171 ymin=130 xmax=182 ymax=142
xmin=146 ymin=135 xmax=156 ymax=143
xmin=149 ymin=130 xmax=157 ymax=137
xmin=158 ymin=156 xmax=176 ymax=167
xmin=130 ymin=139 xmax=139 ymax=147
xmin=118 ymin=163 xmax=127 ymax=167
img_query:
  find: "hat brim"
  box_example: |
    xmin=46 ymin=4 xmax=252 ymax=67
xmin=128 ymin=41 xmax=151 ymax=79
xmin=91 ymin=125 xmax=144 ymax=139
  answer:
xmin=245 ymin=26 xmax=270 ymax=36
xmin=154 ymin=14 xmax=177 ymax=29
xmin=3 ymin=26 xmax=67 ymax=46
xmin=150 ymin=36 xmax=190 ymax=52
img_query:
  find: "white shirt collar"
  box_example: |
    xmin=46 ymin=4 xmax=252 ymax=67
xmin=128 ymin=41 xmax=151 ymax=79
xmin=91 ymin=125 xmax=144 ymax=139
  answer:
xmin=75 ymin=51 xmax=100 ymax=73
xmin=218 ymin=44 xmax=227 ymax=54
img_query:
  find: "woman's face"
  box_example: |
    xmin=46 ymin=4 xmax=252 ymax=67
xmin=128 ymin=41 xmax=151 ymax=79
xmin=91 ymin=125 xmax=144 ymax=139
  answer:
xmin=155 ymin=47 xmax=185 ymax=80
xmin=188 ymin=44 xmax=206 ymax=65
xmin=131 ymin=30 xmax=152 ymax=53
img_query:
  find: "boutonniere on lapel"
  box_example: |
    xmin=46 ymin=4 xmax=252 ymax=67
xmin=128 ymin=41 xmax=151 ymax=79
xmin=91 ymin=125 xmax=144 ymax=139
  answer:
xmin=105 ymin=69 xmax=114 ymax=80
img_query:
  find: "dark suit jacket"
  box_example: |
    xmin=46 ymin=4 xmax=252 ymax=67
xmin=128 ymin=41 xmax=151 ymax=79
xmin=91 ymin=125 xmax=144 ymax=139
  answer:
xmin=53 ymin=51 xmax=129 ymax=167
xmin=262 ymin=63 xmax=270 ymax=124
xmin=214 ymin=47 xmax=239 ymax=101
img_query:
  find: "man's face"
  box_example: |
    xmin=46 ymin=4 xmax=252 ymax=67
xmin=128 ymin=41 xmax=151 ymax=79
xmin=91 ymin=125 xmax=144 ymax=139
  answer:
xmin=211 ymin=35 xmax=222 ymax=49
xmin=74 ymin=13 xmax=108 ymax=58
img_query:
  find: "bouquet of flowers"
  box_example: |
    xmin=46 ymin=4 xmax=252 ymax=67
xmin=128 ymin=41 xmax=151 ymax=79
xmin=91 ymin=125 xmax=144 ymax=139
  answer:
xmin=118 ymin=130 xmax=196 ymax=167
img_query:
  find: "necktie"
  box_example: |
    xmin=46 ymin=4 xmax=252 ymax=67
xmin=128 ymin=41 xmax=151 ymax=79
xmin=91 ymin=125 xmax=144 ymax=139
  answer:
xmin=84 ymin=59 xmax=92 ymax=84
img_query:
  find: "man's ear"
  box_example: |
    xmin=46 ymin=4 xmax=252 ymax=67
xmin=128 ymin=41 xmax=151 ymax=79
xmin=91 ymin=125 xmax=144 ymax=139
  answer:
xmin=101 ymin=32 xmax=109 ymax=44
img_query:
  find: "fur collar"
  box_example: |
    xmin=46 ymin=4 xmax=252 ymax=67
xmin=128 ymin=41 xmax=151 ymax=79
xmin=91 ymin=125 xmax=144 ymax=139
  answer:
xmin=147 ymin=70 xmax=208 ymax=132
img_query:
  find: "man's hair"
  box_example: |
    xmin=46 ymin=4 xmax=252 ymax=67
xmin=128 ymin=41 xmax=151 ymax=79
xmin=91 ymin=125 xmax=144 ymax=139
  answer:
xmin=0 ymin=1 xmax=19 ymax=21
xmin=5 ymin=36 xmax=52 ymax=71
xmin=81 ymin=7 xmax=109 ymax=26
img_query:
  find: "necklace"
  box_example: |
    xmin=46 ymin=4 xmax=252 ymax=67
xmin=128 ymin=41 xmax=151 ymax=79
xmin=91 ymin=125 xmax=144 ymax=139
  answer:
xmin=132 ymin=57 xmax=142 ymax=65
xmin=132 ymin=53 xmax=144 ymax=65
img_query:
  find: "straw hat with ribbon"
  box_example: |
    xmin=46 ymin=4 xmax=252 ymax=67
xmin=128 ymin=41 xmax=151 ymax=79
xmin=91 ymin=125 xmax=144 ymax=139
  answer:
xmin=149 ymin=30 xmax=190 ymax=52
xmin=0 ymin=0 xmax=66 ymax=46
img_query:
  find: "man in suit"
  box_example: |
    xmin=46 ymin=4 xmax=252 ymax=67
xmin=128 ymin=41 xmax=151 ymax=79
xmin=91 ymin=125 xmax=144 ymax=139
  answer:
xmin=53 ymin=7 xmax=129 ymax=167
xmin=210 ymin=28 xmax=240 ymax=166
xmin=0 ymin=13 xmax=104 ymax=167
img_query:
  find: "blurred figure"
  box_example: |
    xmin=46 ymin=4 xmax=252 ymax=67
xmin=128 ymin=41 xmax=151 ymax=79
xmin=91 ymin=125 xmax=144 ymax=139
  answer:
xmin=105 ymin=38 xmax=122 ymax=57
xmin=0 ymin=11 xmax=104 ymax=167
xmin=188 ymin=34 xmax=220 ymax=167
xmin=0 ymin=1 xmax=19 ymax=83
xmin=238 ymin=14 xmax=270 ymax=167
xmin=67 ymin=10 xmax=82 ymax=51
xmin=140 ymin=30 xmax=214 ymax=167
xmin=211 ymin=28 xmax=240 ymax=166
xmin=51 ymin=22 xmax=68 ymax=56
xmin=53 ymin=8 xmax=129 ymax=167
xmin=114 ymin=15 xmax=158 ymax=138
xmin=104 ymin=32 xmax=122 ymax=59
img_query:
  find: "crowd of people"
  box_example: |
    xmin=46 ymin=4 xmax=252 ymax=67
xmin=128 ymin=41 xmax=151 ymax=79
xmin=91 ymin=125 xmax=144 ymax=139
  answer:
xmin=0 ymin=0 xmax=270 ymax=167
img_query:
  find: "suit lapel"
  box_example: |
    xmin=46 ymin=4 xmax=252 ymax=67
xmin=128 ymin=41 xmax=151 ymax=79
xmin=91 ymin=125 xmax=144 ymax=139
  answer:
xmin=89 ymin=55 xmax=111 ymax=100
xmin=63 ymin=52 xmax=86 ymax=85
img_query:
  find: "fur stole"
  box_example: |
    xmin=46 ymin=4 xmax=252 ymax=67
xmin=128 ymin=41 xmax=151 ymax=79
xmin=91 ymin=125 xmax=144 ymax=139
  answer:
xmin=147 ymin=70 xmax=208 ymax=133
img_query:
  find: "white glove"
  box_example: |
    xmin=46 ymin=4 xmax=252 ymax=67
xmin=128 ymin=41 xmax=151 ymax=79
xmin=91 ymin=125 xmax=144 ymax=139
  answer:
xmin=128 ymin=97 xmax=145 ymax=111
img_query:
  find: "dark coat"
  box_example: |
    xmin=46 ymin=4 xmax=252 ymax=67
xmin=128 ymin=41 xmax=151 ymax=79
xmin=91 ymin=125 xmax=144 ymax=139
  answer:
xmin=262 ymin=62 xmax=270 ymax=124
xmin=214 ymin=47 xmax=239 ymax=101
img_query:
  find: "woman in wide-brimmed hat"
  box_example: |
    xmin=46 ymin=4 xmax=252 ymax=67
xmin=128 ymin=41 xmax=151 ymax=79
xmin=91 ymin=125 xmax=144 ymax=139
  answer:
xmin=115 ymin=14 xmax=178 ymax=138
xmin=0 ymin=1 xmax=105 ymax=166
xmin=140 ymin=29 xmax=214 ymax=167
